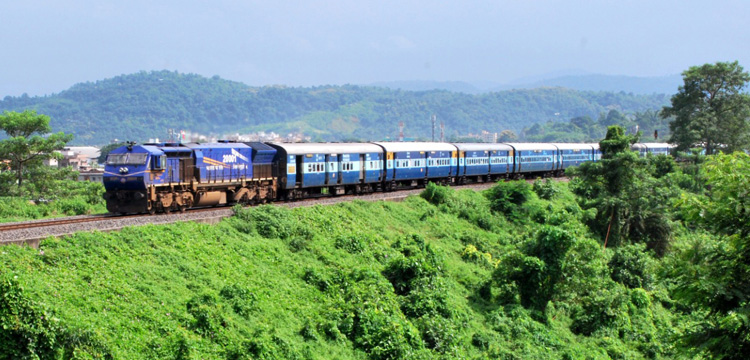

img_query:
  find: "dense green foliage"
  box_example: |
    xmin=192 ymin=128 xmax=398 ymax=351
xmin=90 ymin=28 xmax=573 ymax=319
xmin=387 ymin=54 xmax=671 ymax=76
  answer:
xmin=0 ymin=178 xmax=106 ymax=222
xmin=568 ymin=126 xmax=677 ymax=256
xmin=663 ymin=61 xmax=750 ymax=155
xmin=2 ymin=178 xmax=691 ymax=359
xmin=665 ymin=153 xmax=750 ymax=359
xmin=0 ymin=71 xmax=670 ymax=145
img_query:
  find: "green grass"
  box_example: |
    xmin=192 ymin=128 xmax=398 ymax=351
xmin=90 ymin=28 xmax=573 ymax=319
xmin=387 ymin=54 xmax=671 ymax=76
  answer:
xmin=0 ymin=195 xmax=107 ymax=222
xmin=0 ymin=182 xmax=686 ymax=359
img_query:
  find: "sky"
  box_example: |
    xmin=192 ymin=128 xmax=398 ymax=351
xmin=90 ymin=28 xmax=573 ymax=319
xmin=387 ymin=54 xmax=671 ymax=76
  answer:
xmin=1 ymin=0 xmax=749 ymax=97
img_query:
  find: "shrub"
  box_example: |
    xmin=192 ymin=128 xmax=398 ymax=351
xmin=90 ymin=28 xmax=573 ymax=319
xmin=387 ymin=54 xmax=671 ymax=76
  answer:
xmin=494 ymin=226 xmax=576 ymax=312
xmin=420 ymin=182 xmax=453 ymax=206
xmin=609 ymin=243 xmax=655 ymax=289
xmin=219 ymin=284 xmax=257 ymax=318
xmin=485 ymin=180 xmax=535 ymax=220
xmin=570 ymin=287 xmax=629 ymax=335
xmin=55 ymin=197 xmax=90 ymax=215
xmin=461 ymin=244 xmax=496 ymax=268
xmin=186 ymin=292 xmax=226 ymax=337
xmin=251 ymin=205 xmax=296 ymax=239
xmin=335 ymin=234 xmax=366 ymax=254
xmin=0 ymin=275 xmax=111 ymax=358
xmin=533 ymin=178 xmax=559 ymax=200
xmin=415 ymin=315 xmax=458 ymax=353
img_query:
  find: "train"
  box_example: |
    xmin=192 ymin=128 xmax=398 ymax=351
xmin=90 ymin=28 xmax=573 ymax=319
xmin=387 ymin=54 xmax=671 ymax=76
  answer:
xmin=102 ymin=141 xmax=674 ymax=214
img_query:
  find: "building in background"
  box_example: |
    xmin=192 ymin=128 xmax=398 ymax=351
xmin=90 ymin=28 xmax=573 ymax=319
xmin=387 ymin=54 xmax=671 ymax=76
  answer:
xmin=58 ymin=146 xmax=101 ymax=170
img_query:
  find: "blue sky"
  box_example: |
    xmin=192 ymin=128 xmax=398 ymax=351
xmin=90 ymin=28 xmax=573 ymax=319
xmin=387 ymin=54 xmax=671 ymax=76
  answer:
xmin=1 ymin=0 xmax=748 ymax=97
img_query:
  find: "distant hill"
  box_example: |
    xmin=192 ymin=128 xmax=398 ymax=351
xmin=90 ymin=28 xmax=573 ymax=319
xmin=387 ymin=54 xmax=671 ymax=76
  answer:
xmin=0 ymin=70 xmax=671 ymax=145
xmin=369 ymin=80 xmax=482 ymax=94
xmin=372 ymin=74 xmax=682 ymax=95
xmin=497 ymin=74 xmax=682 ymax=95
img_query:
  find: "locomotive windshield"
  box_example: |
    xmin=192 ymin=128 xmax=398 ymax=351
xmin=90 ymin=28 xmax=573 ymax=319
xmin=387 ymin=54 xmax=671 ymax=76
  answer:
xmin=106 ymin=153 xmax=148 ymax=165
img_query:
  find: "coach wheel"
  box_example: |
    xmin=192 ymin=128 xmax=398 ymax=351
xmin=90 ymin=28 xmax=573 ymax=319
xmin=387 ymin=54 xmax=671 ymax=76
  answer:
xmin=147 ymin=203 xmax=156 ymax=215
xmin=179 ymin=204 xmax=187 ymax=213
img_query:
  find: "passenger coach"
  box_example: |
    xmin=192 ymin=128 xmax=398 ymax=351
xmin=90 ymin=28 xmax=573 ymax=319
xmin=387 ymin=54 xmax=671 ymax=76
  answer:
xmin=453 ymin=143 xmax=513 ymax=183
xmin=552 ymin=143 xmax=595 ymax=175
xmin=269 ymin=142 xmax=384 ymax=199
xmin=504 ymin=143 xmax=559 ymax=178
xmin=372 ymin=142 xmax=457 ymax=189
xmin=631 ymin=143 xmax=674 ymax=156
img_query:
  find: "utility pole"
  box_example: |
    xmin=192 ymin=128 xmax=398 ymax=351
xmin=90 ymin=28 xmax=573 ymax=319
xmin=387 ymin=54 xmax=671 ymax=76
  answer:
xmin=431 ymin=114 xmax=436 ymax=142
xmin=440 ymin=122 xmax=445 ymax=142
xmin=398 ymin=122 xmax=405 ymax=142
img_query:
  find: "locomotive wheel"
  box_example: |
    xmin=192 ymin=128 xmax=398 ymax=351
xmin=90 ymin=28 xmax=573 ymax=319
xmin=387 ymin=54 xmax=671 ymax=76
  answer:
xmin=148 ymin=203 xmax=156 ymax=215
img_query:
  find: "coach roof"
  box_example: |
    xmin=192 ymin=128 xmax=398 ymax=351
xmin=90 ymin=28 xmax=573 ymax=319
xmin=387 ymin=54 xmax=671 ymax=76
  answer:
xmin=551 ymin=143 xmax=595 ymax=151
xmin=371 ymin=142 xmax=457 ymax=152
xmin=270 ymin=142 xmax=383 ymax=155
xmin=452 ymin=143 xmax=513 ymax=152
xmin=503 ymin=143 xmax=558 ymax=151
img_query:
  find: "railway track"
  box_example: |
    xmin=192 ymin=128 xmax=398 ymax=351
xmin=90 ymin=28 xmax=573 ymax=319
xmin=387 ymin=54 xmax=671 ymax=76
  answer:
xmin=0 ymin=214 xmax=121 ymax=232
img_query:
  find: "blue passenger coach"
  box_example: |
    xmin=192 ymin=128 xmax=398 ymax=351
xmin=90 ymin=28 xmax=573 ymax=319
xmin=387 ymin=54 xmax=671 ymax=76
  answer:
xmin=269 ymin=142 xmax=384 ymax=199
xmin=632 ymin=143 xmax=674 ymax=156
xmin=453 ymin=143 xmax=513 ymax=182
xmin=504 ymin=143 xmax=559 ymax=177
xmin=553 ymin=143 xmax=595 ymax=174
xmin=372 ymin=142 xmax=457 ymax=189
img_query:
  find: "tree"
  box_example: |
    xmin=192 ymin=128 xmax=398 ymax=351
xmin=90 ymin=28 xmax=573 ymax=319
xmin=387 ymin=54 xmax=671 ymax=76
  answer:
xmin=497 ymin=129 xmax=517 ymax=142
xmin=569 ymin=126 xmax=674 ymax=255
xmin=662 ymin=61 xmax=750 ymax=155
xmin=670 ymin=153 xmax=750 ymax=358
xmin=0 ymin=110 xmax=73 ymax=191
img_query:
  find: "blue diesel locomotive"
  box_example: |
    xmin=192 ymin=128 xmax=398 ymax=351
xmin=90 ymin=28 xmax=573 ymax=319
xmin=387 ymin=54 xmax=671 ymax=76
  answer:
xmin=103 ymin=141 xmax=276 ymax=214
xmin=103 ymin=141 xmax=673 ymax=214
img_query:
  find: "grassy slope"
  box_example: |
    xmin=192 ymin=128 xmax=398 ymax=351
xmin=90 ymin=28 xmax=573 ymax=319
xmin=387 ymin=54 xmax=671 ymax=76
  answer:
xmin=0 ymin=185 xmax=679 ymax=359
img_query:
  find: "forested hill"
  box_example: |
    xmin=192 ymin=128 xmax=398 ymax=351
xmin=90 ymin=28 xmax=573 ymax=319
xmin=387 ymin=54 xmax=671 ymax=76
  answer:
xmin=0 ymin=70 xmax=671 ymax=145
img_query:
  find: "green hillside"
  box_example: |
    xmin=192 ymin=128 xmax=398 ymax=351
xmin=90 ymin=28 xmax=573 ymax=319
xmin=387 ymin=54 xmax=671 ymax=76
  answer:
xmin=0 ymin=175 xmax=705 ymax=359
xmin=0 ymin=71 xmax=670 ymax=145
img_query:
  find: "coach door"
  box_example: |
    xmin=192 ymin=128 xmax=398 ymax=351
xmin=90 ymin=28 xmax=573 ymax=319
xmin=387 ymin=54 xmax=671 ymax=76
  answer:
xmin=295 ymin=156 xmax=303 ymax=186
xmin=326 ymin=154 xmax=338 ymax=185
xmin=359 ymin=154 xmax=366 ymax=181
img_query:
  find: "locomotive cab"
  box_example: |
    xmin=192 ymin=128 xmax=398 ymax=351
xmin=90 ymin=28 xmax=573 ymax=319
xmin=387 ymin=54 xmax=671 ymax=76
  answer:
xmin=103 ymin=144 xmax=164 ymax=213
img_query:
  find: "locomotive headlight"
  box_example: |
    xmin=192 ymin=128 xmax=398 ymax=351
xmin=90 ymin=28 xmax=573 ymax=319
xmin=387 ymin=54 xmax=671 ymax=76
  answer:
xmin=119 ymin=167 xmax=129 ymax=174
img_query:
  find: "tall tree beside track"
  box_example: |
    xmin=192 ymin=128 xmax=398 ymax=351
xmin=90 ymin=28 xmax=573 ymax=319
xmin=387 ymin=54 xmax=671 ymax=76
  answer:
xmin=0 ymin=110 xmax=72 ymax=192
xmin=662 ymin=61 xmax=750 ymax=154
xmin=569 ymin=126 xmax=674 ymax=255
